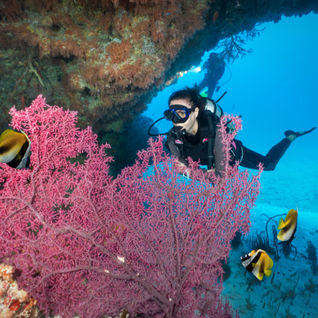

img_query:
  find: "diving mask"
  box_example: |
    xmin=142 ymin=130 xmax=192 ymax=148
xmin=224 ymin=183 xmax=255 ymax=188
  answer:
xmin=164 ymin=104 xmax=195 ymax=124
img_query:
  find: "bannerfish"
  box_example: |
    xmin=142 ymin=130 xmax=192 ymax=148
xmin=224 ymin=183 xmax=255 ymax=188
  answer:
xmin=277 ymin=209 xmax=298 ymax=243
xmin=0 ymin=129 xmax=31 ymax=169
xmin=241 ymin=249 xmax=273 ymax=281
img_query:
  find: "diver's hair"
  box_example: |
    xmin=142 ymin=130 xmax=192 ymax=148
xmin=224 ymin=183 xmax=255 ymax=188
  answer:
xmin=168 ymin=87 xmax=206 ymax=111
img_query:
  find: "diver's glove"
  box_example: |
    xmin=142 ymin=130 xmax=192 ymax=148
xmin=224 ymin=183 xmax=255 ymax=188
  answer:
xmin=284 ymin=126 xmax=316 ymax=141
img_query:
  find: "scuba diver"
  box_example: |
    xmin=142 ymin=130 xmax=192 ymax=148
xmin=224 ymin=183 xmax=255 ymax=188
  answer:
xmin=198 ymin=52 xmax=226 ymax=98
xmin=152 ymin=87 xmax=316 ymax=177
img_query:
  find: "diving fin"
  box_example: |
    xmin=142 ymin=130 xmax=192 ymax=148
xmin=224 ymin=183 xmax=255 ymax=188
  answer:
xmin=284 ymin=127 xmax=316 ymax=138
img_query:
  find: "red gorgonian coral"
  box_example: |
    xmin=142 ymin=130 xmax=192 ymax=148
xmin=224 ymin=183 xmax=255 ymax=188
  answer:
xmin=0 ymin=96 xmax=261 ymax=317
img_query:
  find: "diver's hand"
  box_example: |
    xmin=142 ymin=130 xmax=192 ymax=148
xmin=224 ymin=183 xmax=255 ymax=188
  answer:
xmin=175 ymin=160 xmax=190 ymax=179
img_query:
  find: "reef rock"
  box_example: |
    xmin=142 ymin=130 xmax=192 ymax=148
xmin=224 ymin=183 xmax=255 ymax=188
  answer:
xmin=0 ymin=0 xmax=317 ymax=136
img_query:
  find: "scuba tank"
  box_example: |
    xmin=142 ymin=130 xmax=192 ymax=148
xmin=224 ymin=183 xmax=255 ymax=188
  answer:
xmin=202 ymin=96 xmax=224 ymax=170
xmin=204 ymin=97 xmax=223 ymax=119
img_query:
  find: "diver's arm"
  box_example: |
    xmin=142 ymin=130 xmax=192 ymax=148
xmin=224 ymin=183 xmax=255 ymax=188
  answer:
xmin=166 ymin=133 xmax=185 ymax=162
xmin=166 ymin=133 xmax=190 ymax=177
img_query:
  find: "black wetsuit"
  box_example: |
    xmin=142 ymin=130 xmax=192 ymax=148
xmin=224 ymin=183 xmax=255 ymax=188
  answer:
xmin=234 ymin=139 xmax=291 ymax=171
xmin=166 ymin=111 xmax=292 ymax=176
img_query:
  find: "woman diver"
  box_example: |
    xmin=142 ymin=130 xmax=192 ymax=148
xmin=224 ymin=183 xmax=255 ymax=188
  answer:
xmin=161 ymin=87 xmax=316 ymax=177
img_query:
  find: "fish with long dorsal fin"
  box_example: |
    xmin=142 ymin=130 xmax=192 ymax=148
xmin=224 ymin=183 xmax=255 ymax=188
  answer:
xmin=241 ymin=249 xmax=273 ymax=281
xmin=0 ymin=129 xmax=31 ymax=169
xmin=277 ymin=209 xmax=298 ymax=243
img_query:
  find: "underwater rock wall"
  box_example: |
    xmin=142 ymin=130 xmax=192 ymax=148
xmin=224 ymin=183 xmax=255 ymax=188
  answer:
xmin=0 ymin=0 xmax=211 ymax=132
xmin=0 ymin=264 xmax=39 ymax=317
xmin=0 ymin=0 xmax=317 ymax=135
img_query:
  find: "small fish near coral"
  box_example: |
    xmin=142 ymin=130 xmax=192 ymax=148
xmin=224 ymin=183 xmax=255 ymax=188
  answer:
xmin=277 ymin=209 xmax=298 ymax=243
xmin=241 ymin=249 xmax=274 ymax=281
xmin=0 ymin=129 xmax=31 ymax=169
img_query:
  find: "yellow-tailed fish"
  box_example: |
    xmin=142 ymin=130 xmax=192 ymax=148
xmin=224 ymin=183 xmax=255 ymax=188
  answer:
xmin=241 ymin=249 xmax=273 ymax=281
xmin=277 ymin=209 xmax=298 ymax=242
xmin=0 ymin=129 xmax=31 ymax=169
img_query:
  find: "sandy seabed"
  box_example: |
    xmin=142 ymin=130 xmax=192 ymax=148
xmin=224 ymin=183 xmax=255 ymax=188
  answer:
xmin=222 ymin=144 xmax=318 ymax=318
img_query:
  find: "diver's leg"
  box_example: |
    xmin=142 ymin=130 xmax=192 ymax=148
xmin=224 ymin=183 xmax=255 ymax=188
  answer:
xmin=262 ymin=127 xmax=317 ymax=170
xmin=260 ymin=138 xmax=292 ymax=170
xmin=238 ymin=138 xmax=291 ymax=171
xmin=237 ymin=127 xmax=316 ymax=171
xmin=238 ymin=145 xmax=269 ymax=170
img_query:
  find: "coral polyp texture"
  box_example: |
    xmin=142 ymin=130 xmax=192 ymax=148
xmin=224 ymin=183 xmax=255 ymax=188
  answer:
xmin=0 ymin=0 xmax=210 ymax=131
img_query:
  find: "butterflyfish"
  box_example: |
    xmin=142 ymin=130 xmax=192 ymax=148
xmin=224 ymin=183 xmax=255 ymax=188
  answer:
xmin=0 ymin=129 xmax=31 ymax=169
xmin=241 ymin=249 xmax=273 ymax=281
xmin=277 ymin=209 xmax=298 ymax=243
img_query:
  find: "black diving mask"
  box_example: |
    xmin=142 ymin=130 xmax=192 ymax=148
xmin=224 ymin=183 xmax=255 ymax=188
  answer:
xmin=164 ymin=104 xmax=195 ymax=124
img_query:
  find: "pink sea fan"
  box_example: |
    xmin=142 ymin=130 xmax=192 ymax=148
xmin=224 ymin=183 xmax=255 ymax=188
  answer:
xmin=0 ymin=96 xmax=261 ymax=317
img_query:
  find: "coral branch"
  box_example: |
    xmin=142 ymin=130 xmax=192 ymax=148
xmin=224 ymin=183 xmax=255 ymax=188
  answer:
xmin=0 ymin=96 xmax=261 ymax=317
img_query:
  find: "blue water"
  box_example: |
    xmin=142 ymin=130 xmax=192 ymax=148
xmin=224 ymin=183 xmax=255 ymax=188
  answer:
xmin=144 ymin=13 xmax=318 ymax=152
xmin=143 ymin=12 xmax=318 ymax=317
